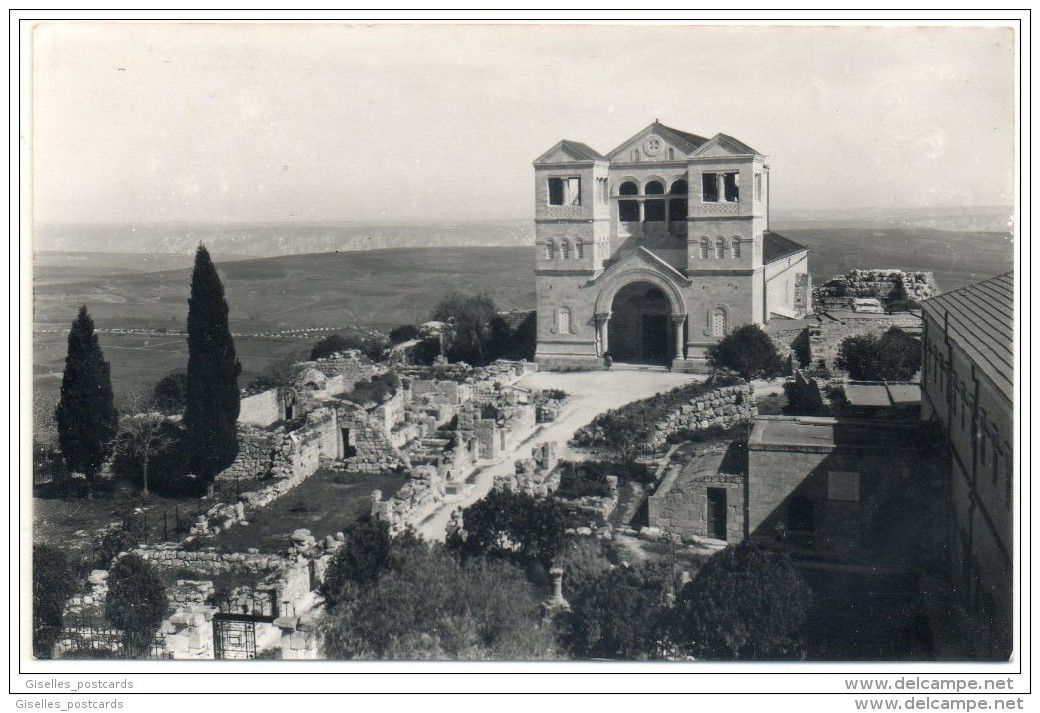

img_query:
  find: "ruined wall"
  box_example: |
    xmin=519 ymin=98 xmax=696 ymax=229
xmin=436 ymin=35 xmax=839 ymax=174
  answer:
xmin=130 ymin=546 xmax=287 ymax=576
xmin=495 ymin=442 xmax=560 ymax=497
xmin=814 ymin=269 xmax=939 ymax=311
xmin=239 ymin=389 xmax=284 ymax=427
xmin=311 ymin=350 xmax=385 ymax=387
xmin=336 ymin=405 xmax=405 ymax=473
xmin=808 ymin=312 xmax=922 ymax=372
xmin=647 ymin=384 xmax=756 ymax=450
xmin=370 ymin=466 xmax=446 ymax=535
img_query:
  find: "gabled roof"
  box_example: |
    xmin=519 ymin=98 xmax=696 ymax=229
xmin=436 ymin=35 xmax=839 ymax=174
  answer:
xmin=587 ymin=246 xmax=692 ymax=287
xmin=606 ymin=121 xmax=709 ymax=160
xmin=921 ymin=272 xmax=1014 ymax=403
xmin=763 ymin=231 xmax=808 ymax=264
xmin=653 ymin=122 xmax=709 ymax=153
xmin=533 ymin=139 xmax=608 ymax=164
xmin=689 ymin=132 xmax=763 ymax=159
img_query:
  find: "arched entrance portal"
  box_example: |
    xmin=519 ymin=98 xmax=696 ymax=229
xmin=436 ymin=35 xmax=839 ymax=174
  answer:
xmin=609 ymin=282 xmax=674 ymax=365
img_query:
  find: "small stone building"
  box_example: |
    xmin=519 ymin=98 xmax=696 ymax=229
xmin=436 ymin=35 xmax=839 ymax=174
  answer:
xmin=532 ymin=121 xmax=810 ymax=371
xmin=746 ymin=416 xmax=946 ymax=563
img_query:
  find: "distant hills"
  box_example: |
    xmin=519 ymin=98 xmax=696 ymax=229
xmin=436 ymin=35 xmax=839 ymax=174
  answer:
xmin=32 ymin=220 xmax=536 ymax=261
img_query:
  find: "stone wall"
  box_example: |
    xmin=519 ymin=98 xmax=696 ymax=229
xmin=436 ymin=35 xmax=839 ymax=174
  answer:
xmin=814 ymin=269 xmax=939 ymax=311
xmin=646 ymin=383 xmax=756 ymax=450
xmin=130 ymin=545 xmax=287 ymax=576
xmin=239 ymin=389 xmax=284 ymax=427
xmin=312 ymin=350 xmax=385 ymax=389
xmin=336 ymin=405 xmax=405 ymax=473
xmin=495 ymin=442 xmax=560 ymax=497
xmin=648 ymin=468 xmax=745 ymax=543
xmin=808 ymin=312 xmax=922 ymax=372
xmin=370 ymin=465 xmax=446 ymax=535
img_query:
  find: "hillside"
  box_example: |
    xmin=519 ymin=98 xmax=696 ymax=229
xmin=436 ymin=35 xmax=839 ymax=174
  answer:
xmin=30 ymin=228 xmax=1013 ymax=402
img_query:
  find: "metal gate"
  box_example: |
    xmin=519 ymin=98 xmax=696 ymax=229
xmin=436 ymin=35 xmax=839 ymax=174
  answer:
xmin=213 ymin=615 xmax=258 ymax=660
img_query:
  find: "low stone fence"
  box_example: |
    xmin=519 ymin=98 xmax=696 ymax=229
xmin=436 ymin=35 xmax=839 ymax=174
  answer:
xmin=555 ymin=476 xmax=619 ymax=522
xmin=130 ymin=545 xmax=288 ymax=576
xmin=312 ymin=350 xmax=385 ymax=388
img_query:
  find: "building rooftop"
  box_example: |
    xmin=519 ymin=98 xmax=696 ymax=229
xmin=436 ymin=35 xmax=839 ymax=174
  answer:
xmin=749 ymin=416 xmax=923 ymax=454
xmin=921 ymin=272 xmax=1013 ymax=403
xmin=557 ymin=140 xmax=609 ymax=162
xmin=654 ymin=121 xmax=709 ymax=152
xmin=763 ymin=230 xmax=808 ymax=264
xmin=842 ymin=382 xmax=922 ymax=409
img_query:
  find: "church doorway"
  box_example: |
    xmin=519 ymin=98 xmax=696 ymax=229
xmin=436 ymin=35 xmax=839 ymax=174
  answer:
xmin=609 ymin=282 xmax=673 ymax=365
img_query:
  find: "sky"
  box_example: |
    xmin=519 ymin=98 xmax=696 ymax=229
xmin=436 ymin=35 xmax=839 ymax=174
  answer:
xmin=30 ymin=22 xmax=1016 ymax=224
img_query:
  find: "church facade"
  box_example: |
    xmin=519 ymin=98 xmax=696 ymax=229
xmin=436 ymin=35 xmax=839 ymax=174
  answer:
xmin=532 ymin=121 xmax=810 ymax=371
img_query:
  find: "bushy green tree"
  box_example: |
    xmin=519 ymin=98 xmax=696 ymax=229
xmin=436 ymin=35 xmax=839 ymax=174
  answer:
xmin=33 ymin=545 xmax=78 ymax=658
xmin=389 ymin=324 xmax=421 ymax=344
xmin=836 ymin=327 xmax=922 ymax=381
xmin=320 ymin=544 xmax=557 ymax=660
xmin=319 ymin=515 xmax=420 ymax=609
xmin=677 ymin=542 xmax=812 ymax=660
xmin=432 ymin=292 xmax=499 ymax=366
xmin=706 ymin=324 xmax=785 ymax=381
xmin=310 ymin=332 xmax=387 ymax=362
xmin=564 ymin=563 xmax=673 ymax=660
xmin=151 ymin=371 xmax=188 ymax=412
xmin=184 ymin=245 xmax=241 ymax=493
xmin=55 ymin=306 xmax=118 ymax=497
xmin=448 ymin=489 xmax=568 ymax=570
xmin=106 ymin=553 xmax=168 ymax=656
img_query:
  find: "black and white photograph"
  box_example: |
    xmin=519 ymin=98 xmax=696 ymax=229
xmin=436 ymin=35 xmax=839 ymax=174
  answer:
xmin=15 ymin=13 xmax=1027 ymax=705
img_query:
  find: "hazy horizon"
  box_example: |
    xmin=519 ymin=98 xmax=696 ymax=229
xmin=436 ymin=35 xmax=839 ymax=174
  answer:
xmin=32 ymin=23 xmax=1015 ymax=226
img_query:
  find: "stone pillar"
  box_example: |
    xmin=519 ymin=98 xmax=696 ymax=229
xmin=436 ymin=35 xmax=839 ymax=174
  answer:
xmin=543 ymin=567 xmax=570 ymax=615
xmin=274 ymin=614 xmax=321 ymax=660
xmin=594 ymin=312 xmax=611 ymax=355
xmin=672 ymin=314 xmax=687 ymax=360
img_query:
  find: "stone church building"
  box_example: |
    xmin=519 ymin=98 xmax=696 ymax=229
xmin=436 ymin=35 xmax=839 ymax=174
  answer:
xmin=532 ymin=121 xmax=810 ymax=371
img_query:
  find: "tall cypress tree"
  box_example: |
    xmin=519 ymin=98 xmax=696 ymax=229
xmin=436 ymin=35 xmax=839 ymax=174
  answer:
xmin=184 ymin=245 xmax=241 ymax=493
xmin=55 ymin=306 xmax=118 ymax=497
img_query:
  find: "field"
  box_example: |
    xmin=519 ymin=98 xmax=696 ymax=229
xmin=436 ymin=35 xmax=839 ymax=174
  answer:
xmin=30 ymin=226 xmax=1013 ymax=402
xmin=205 ymin=468 xmax=411 ymax=554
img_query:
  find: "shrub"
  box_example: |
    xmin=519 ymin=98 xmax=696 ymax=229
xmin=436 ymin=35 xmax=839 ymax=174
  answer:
xmin=319 ymin=515 xmax=422 ymax=609
xmin=432 ymin=293 xmax=499 ymax=366
xmin=448 ymin=489 xmax=568 ymax=570
xmin=389 ymin=324 xmax=421 ymax=344
xmin=33 ymin=544 xmax=78 ymax=658
xmin=563 ymin=563 xmax=673 ymax=660
xmin=311 ymin=332 xmax=387 ymax=362
xmin=151 ymin=371 xmax=188 ymax=413
xmin=340 ymin=372 xmax=401 ymax=406
xmin=676 ymin=541 xmax=811 ymax=659
xmin=706 ymin=324 xmax=785 ymax=381
xmin=836 ymin=327 xmax=922 ymax=381
xmin=94 ymin=514 xmax=150 ymax=569
xmin=320 ymin=545 xmax=557 ymax=660
xmin=106 ymin=554 xmax=168 ymax=655
xmin=555 ymin=461 xmax=615 ymax=500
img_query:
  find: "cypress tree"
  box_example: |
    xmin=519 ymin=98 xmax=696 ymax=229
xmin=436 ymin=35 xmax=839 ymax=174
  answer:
xmin=55 ymin=306 xmax=118 ymax=497
xmin=184 ymin=245 xmax=241 ymax=493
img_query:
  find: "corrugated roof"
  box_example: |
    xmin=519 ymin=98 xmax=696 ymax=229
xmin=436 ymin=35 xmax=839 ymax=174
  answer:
xmin=558 ymin=140 xmax=608 ymax=162
xmin=763 ymin=230 xmax=808 ymax=264
xmin=921 ymin=272 xmax=1014 ymax=403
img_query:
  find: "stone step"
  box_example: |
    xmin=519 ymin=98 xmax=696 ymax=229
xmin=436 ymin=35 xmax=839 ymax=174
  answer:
xmin=609 ymin=363 xmax=669 ymax=373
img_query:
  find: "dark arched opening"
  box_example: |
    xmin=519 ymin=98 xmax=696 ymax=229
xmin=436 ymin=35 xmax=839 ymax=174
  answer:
xmin=644 ymin=180 xmax=665 ymax=222
xmin=608 ymin=282 xmax=673 ymax=365
xmin=669 ymin=179 xmax=688 ymax=224
xmin=618 ymin=181 xmax=639 ymax=222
